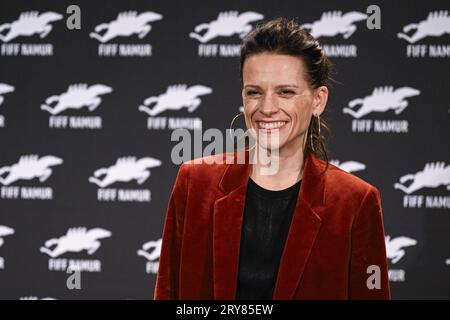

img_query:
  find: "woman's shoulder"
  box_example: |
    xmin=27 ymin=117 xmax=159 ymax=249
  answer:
xmin=182 ymin=152 xmax=232 ymax=167
xmin=177 ymin=151 xmax=232 ymax=181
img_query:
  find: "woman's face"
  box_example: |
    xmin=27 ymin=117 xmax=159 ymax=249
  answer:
xmin=241 ymin=52 xmax=327 ymax=153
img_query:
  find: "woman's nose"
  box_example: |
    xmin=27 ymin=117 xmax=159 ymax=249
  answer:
xmin=259 ymin=93 xmax=279 ymax=115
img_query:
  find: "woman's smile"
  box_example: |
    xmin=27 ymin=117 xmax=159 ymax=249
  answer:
xmin=256 ymin=121 xmax=288 ymax=138
xmin=256 ymin=120 xmax=289 ymax=134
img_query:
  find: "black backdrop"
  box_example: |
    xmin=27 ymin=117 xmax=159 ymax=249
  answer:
xmin=0 ymin=0 xmax=449 ymax=299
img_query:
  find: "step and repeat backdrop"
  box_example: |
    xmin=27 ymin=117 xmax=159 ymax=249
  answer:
xmin=0 ymin=0 xmax=449 ymax=299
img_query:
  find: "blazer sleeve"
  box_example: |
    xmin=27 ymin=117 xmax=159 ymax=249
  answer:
xmin=349 ymin=186 xmax=391 ymax=299
xmin=153 ymin=162 xmax=189 ymax=300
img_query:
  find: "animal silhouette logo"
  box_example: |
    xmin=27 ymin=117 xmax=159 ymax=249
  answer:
xmin=139 ymin=84 xmax=212 ymax=116
xmin=302 ymin=10 xmax=367 ymax=39
xmin=397 ymin=10 xmax=450 ymax=43
xmin=329 ymin=160 xmax=366 ymax=173
xmin=40 ymin=227 xmax=112 ymax=258
xmin=385 ymin=235 xmax=417 ymax=264
xmin=0 ymin=83 xmax=15 ymax=106
xmin=0 ymin=154 xmax=63 ymax=186
xmin=89 ymin=156 xmax=162 ymax=188
xmin=90 ymin=11 xmax=163 ymax=43
xmin=189 ymin=11 xmax=264 ymax=43
xmin=0 ymin=11 xmax=63 ymax=42
xmin=0 ymin=225 xmax=15 ymax=248
xmin=137 ymin=238 xmax=162 ymax=261
xmin=40 ymin=83 xmax=112 ymax=115
xmin=342 ymin=86 xmax=420 ymax=118
xmin=394 ymin=162 xmax=450 ymax=194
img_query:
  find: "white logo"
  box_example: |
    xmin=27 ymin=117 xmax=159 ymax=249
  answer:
xmin=302 ymin=10 xmax=367 ymax=39
xmin=0 ymin=11 xmax=63 ymax=42
xmin=138 ymin=238 xmax=161 ymax=274
xmin=398 ymin=10 xmax=450 ymax=43
xmin=330 ymin=160 xmax=366 ymax=173
xmin=89 ymin=156 xmax=162 ymax=188
xmin=137 ymin=239 xmax=161 ymax=261
xmin=343 ymin=86 xmax=420 ymax=118
xmin=0 ymin=225 xmax=15 ymax=248
xmin=139 ymin=84 xmax=212 ymax=116
xmin=189 ymin=11 xmax=264 ymax=43
xmin=385 ymin=235 xmax=417 ymax=264
xmin=40 ymin=83 xmax=112 ymax=115
xmin=0 ymin=154 xmax=63 ymax=186
xmin=19 ymin=296 xmax=56 ymax=300
xmin=40 ymin=227 xmax=112 ymax=258
xmin=0 ymin=83 xmax=15 ymax=106
xmin=90 ymin=11 xmax=162 ymax=43
xmin=394 ymin=162 xmax=450 ymax=194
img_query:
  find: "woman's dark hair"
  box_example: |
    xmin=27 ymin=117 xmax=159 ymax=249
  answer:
xmin=239 ymin=17 xmax=336 ymax=175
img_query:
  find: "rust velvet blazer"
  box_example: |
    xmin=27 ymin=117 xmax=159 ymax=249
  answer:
xmin=154 ymin=150 xmax=390 ymax=300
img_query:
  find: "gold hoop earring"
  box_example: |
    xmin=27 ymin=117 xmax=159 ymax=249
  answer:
xmin=229 ymin=112 xmax=256 ymax=152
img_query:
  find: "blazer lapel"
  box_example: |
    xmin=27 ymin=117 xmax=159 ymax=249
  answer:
xmin=212 ymin=149 xmax=326 ymax=299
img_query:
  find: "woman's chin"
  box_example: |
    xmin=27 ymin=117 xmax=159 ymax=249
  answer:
xmin=256 ymin=138 xmax=285 ymax=151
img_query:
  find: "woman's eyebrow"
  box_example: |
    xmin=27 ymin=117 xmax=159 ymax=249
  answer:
xmin=243 ymin=84 xmax=299 ymax=89
xmin=275 ymin=84 xmax=299 ymax=89
xmin=243 ymin=85 xmax=259 ymax=89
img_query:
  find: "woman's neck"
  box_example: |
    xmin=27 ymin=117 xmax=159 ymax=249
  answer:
xmin=249 ymin=146 xmax=304 ymax=191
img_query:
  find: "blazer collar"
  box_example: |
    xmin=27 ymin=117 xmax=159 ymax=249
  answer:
xmin=213 ymin=149 xmax=326 ymax=299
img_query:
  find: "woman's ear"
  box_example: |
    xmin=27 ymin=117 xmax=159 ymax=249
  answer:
xmin=313 ymin=86 xmax=328 ymax=116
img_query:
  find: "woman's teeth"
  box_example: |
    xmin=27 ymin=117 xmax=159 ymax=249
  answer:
xmin=258 ymin=121 xmax=287 ymax=130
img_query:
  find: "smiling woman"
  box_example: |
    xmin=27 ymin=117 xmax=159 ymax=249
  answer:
xmin=154 ymin=17 xmax=390 ymax=300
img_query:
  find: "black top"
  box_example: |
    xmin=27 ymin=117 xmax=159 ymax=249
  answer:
xmin=236 ymin=176 xmax=302 ymax=300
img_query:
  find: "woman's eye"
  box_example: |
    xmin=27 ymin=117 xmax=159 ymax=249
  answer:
xmin=280 ymin=90 xmax=295 ymax=95
xmin=247 ymin=90 xmax=259 ymax=96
